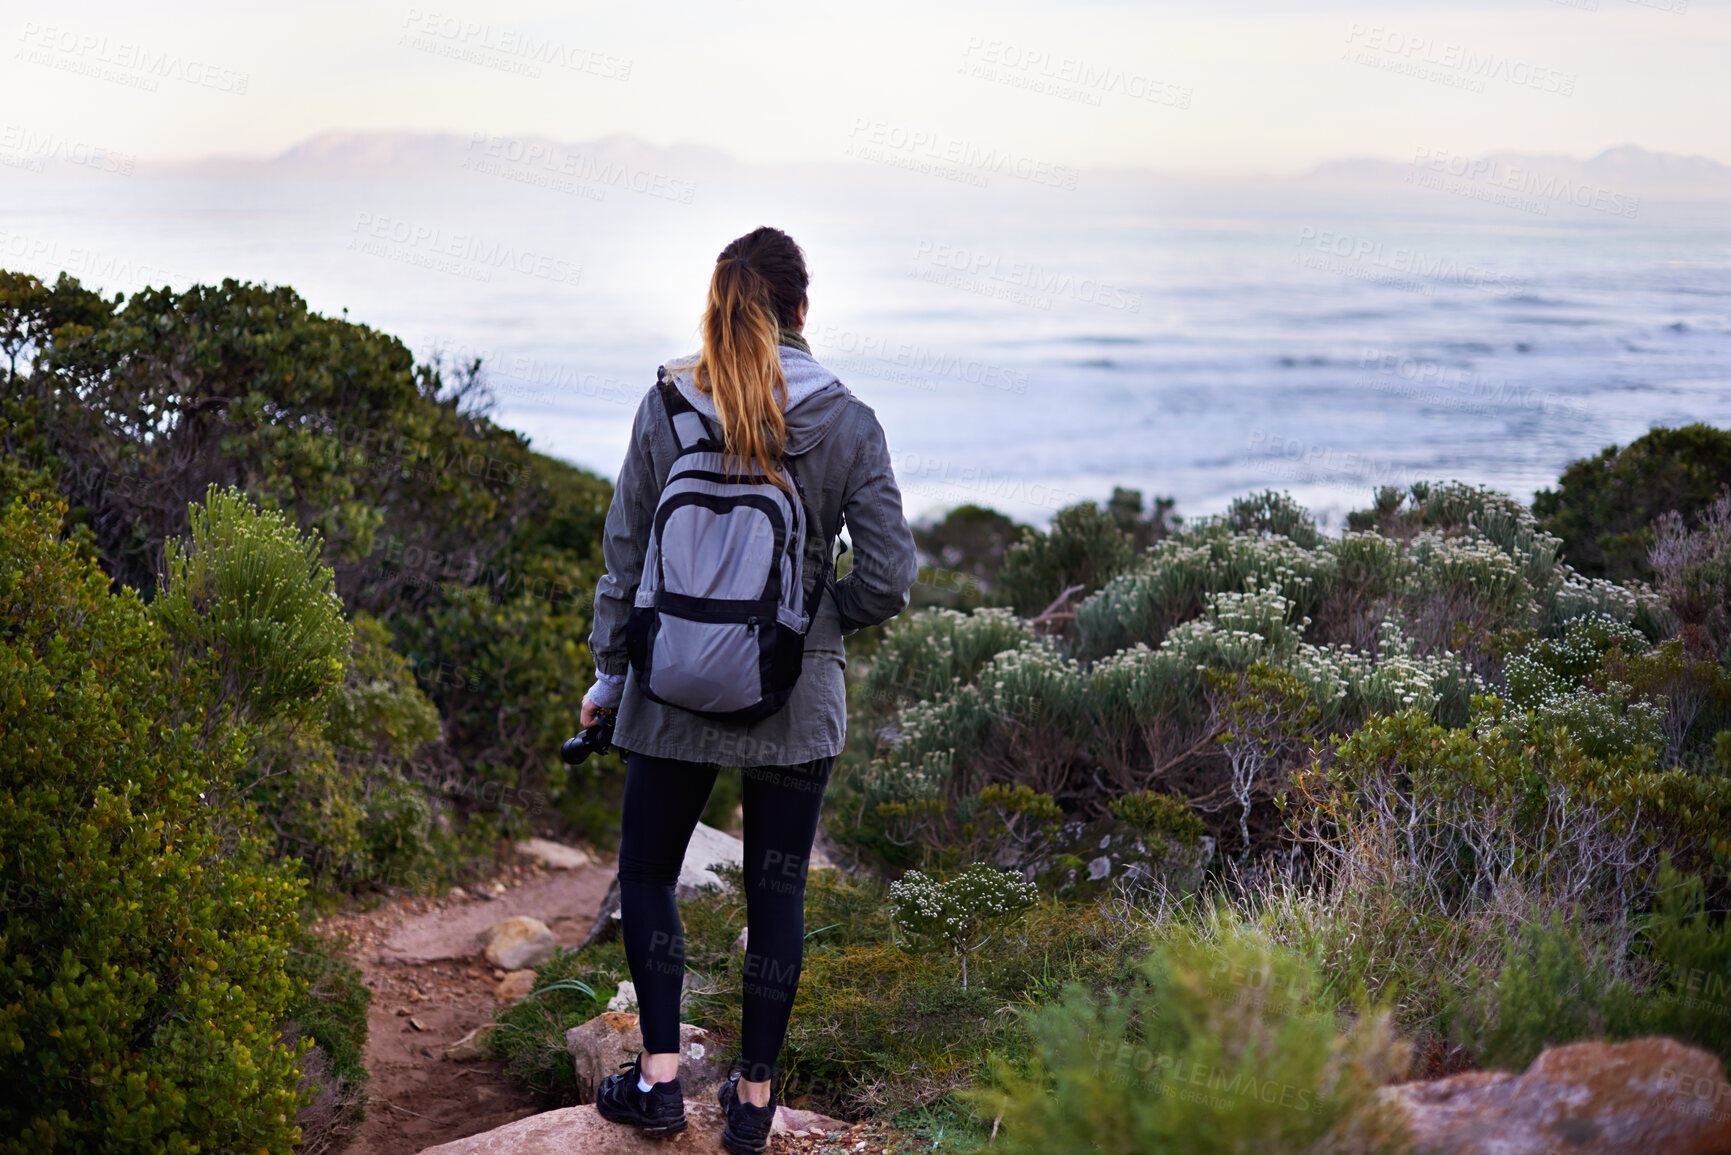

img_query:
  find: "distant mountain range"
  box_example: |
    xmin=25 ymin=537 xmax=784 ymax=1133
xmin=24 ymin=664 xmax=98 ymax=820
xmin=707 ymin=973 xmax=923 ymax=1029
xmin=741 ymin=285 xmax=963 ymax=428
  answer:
xmin=165 ymin=129 xmax=741 ymax=179
xmin=155 ymin=130 xmax=1730 ymax=193
xmin=1304 ymin=144 xmax=1730 ymax=191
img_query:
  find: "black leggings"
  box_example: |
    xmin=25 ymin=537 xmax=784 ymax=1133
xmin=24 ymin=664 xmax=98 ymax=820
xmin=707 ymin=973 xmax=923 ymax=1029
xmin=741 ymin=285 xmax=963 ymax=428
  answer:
xmin=616 ymin=750 xmax=832 ymax=1084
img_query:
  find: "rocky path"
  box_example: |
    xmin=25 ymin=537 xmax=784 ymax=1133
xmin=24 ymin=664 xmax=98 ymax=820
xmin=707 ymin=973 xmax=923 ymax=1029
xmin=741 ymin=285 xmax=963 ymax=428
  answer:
xmin=315 ymin=844 xmax=616 ymax=1155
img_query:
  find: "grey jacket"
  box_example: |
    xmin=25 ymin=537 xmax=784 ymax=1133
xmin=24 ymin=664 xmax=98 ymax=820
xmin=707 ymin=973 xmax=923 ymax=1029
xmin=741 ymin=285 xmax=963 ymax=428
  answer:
xmin=588 ymin=343 xmax=918 ymax=765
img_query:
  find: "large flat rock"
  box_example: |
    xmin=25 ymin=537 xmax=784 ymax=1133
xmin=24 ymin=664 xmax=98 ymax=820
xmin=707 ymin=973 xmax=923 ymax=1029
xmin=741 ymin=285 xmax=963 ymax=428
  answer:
xmin=380 ymin=866 xmax=614 ymax=964
xmin=1379 ymin=1037 xmax=1731 ymax=1155
xmin=415 ymin=1102 xmax=851 ymax=1154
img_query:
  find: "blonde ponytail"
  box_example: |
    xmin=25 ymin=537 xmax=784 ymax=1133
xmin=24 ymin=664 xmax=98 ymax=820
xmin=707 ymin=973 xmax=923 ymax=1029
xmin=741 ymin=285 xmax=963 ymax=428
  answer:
xmin=689 ymin=228 xmax=811 ymax=494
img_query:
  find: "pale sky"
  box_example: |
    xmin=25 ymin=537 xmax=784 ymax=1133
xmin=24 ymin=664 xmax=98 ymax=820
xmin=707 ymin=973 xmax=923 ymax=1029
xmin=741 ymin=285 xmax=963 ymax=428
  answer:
xmin=3 ymin=0 xmax=1727 ymax=174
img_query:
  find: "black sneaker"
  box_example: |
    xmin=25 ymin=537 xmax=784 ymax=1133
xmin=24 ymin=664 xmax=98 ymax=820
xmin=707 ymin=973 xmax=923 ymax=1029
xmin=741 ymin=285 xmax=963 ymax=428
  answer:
xmin=596 ymin=1053 xmax=687 ymax=1139
xmin=718 ymin=1070 xmax=776 ymax=1154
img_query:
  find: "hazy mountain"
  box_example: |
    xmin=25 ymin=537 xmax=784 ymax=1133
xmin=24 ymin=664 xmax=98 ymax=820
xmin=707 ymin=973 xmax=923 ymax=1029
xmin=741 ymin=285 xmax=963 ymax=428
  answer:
xmin=158 ymin=129 xmax=740 ymax=180
xmin=1306 ymin=144 xmax=1730 ymax=194
xmin=147 ymin=131 xmax=1728 ymax=203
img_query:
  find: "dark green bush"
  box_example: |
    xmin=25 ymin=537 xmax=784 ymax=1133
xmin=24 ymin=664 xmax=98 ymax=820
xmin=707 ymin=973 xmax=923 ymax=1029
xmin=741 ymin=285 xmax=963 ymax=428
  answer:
xmin=1533 ymin=423 xmax=1731 ymax=582
xmin=0 ymin=497 xmax=307 ymax=1152
xmin=5 ymin=270 xmax=621 ymax=845
xmin=997 ymin=501 xmax=1137 ymax=618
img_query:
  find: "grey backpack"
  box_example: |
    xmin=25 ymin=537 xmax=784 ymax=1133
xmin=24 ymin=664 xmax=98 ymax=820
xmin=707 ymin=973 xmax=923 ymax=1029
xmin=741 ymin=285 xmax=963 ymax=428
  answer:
xmin=624 ymin=370 xmax=821 ymax=722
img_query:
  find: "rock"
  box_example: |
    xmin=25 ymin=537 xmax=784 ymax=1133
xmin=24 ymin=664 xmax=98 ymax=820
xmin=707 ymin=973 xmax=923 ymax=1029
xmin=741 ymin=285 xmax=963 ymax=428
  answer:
xmin=414 ymin=1101 xmax=850 ymax=1154
xmin=581 ymin=823 xmax=745 ymax=948
xmin=1019 ymin=816 xmax=1213 ymax=902
xmin=378 ymin=867 xmax=616 ymax=964
xmin=1374 ymin=1037 xmax=1731 ymax=1155
xmin=516 ymin=838 xmax=593 ymax=870
xmin=496 ymin=969 xmax=537 ymax=1001
xmin=732 ymin=926 xmax=749 ymax=953
xmin=564 ymin=1011 xmax=729 ymax=1104
xmin=772 ymin=1106 xmax=851 ymax=1136
xmin=607 ymin=980 xmax=638 ymax=1012
xmin=483 ymin=916 xmax=555 ymax=970
xmin=442 ymin=1024 xmax=496 ymax=1061
xmin=415 ymin=1102 xmax=725 ymax=1153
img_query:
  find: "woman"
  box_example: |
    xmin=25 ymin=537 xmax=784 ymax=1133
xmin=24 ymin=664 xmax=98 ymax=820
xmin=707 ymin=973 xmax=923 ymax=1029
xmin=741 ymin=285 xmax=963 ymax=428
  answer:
xmin=583 ymin=226 xmax=917 ymax=1152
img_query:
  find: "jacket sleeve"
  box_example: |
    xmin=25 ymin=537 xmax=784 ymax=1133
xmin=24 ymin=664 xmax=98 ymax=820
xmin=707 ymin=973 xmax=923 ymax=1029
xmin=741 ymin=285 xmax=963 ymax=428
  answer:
xmin=833 ymin=405 xmax=918 ymax=632
xmin=589 ymin=391 xmax=663 ymax=676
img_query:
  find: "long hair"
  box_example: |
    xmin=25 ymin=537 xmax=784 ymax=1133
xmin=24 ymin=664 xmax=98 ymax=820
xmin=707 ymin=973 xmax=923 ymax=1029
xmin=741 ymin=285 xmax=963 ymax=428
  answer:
xmin=693 ymin=227 xmax=809 ymax=492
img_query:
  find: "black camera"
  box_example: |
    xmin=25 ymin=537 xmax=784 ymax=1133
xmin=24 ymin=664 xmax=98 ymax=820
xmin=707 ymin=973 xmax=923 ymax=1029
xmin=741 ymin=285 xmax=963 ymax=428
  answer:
xmin=560 ymin=711 xmax=616 ymax=764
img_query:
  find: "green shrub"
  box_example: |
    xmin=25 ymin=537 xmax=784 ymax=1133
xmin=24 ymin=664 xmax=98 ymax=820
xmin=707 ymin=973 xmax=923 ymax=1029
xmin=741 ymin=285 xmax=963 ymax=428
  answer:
xmin=1534 ymin=423 xmax=1731 ymax=582
xmin=860 ymin=608 xmax=1035 ymax=721
xmin=972 ymin=920 xmax=1408 ymax=1155
xmin=1223 ymin=489 xmax=1320 ymax=548
xmin=324 ymin=612 xmax=440 ymax=762
xmin=1108 ymin=792 xmax=1204 ymax=846
xmin=283 ymin=927 xmax=372 ymax=1148
xmin=12 ymin=270 xmax=621 ymax=844
xmin=998 ymin=501 xmax=1137 ymax=618
xmin=911 ymin=503 xmax=1027 ymax=609
xmin=1639 ymin=865 xmax=1731 ymax=1061
xmin=0 ymin=498 xmax=307 ymax=1152
xmin=1448 ymin=913 xmax=1636 ymax=1072
xmin=151 ymin=484 xmax=352 ymax=726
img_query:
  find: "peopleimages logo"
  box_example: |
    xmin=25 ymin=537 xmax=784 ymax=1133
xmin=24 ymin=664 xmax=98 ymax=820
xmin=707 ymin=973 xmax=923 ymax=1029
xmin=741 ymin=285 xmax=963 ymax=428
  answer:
xmin=1406 ymin=146 xmax=1640 ymax=220
xmin=846 ymin=118 xmax=1080 ymax=191
xmin=1343 ymin=23 xmax=1576 ymax=97
xmin=0 ymin=125 xmax=135 ymax=175
xmin=957 ymin=37 xmax=1193 ymax=110
xmin=15 ymin=22 xmax=250 ymax=94
xmin=1293 ymin=227 xmax=1523 ymax=298
xmin=911 ymin=241 xmax=1141 ymax=313
xmin=346 ymin=211 xmax=582 ymax=286
xmin=397 ymin=8 xmax=631 ymax=81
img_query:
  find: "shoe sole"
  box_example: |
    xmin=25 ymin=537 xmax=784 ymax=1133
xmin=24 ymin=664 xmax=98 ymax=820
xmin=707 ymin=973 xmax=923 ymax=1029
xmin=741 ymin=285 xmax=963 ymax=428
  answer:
xmin=721 ymin=1129 xmax=769 ymax=1155
xmin=597 ymin=1099 xmax=688 ymax=1138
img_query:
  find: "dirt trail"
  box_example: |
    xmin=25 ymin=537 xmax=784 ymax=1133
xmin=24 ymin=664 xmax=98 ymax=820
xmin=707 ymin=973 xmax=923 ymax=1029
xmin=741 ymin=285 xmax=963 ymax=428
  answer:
xmin=317 ymin=851 xmax=616 ymax=1155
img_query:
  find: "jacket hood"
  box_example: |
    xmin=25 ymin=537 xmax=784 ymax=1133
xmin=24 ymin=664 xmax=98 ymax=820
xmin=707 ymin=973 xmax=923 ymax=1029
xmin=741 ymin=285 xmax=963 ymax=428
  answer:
xmin=667 ymin=345 xmax=852 ymax=455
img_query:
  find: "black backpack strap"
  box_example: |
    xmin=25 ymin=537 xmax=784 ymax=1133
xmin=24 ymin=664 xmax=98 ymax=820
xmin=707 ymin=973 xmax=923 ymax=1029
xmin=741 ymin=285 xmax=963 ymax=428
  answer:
xmin=655 ymin=366 xmax=721 ymax=452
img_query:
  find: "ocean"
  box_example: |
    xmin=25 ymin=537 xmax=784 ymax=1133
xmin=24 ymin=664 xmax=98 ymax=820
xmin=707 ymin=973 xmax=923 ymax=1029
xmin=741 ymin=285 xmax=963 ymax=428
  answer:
xmin=3 ymin=139 xmax=1727 ymax=529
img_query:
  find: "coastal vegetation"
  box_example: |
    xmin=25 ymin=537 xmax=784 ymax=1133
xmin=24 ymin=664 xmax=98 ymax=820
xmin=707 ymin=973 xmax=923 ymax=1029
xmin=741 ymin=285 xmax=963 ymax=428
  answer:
xmin=3 ymin=267 xmax=1729 ymax=1150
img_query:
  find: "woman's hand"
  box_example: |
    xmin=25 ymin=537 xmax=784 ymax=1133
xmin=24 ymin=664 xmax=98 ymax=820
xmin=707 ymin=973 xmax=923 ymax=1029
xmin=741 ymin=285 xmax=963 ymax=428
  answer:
xmin=580 ymin=694 xmax=599 ymax=729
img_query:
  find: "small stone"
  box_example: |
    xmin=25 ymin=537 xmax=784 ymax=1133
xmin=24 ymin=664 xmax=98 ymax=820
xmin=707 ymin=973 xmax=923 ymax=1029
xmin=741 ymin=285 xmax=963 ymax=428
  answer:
xmin=514 ymin=837 xmax=593 ymax=869
xmin=447 ymin=886 xmax=468 ymax=900
xmin=607 ymin=980 xmax=638 ymax=1012
xmin=564 ymin=1012 xmax=728 ymax=1102
xmin=1087 ymin=855 xmax=1112 ymax=881
xmin=733 ymin=926 xmax=749 ymax=953
xmin=496 ymin=969 xmax=537 ymax=1001
xmin=443 ymin=1024 xmax=496 ymax=1061
xmin=482 ymin=915 xmax=555 ymax=970
xmin=408 ymin=1017 xmax=428 ymax=1031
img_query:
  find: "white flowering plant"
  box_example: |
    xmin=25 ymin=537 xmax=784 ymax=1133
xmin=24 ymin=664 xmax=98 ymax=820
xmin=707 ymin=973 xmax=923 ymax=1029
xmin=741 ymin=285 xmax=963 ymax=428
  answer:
xmin=888 ymin=864 xmax=1040 ymax=989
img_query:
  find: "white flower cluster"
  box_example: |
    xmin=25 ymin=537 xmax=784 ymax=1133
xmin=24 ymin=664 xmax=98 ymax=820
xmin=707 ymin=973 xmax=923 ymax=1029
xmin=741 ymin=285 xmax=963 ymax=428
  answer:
xmin=863 ymin=606 xmax=1036 ymax=706
xmin=1077 ymin=530 xmax=1335 ymax=654
xmin=1286 ymin=621 xmax=1479 ymax=724
xmin=888 ymin=865 xmax=1039 ymax=949
xmin=1407 ymin=530 xmax=1533 ymax=622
